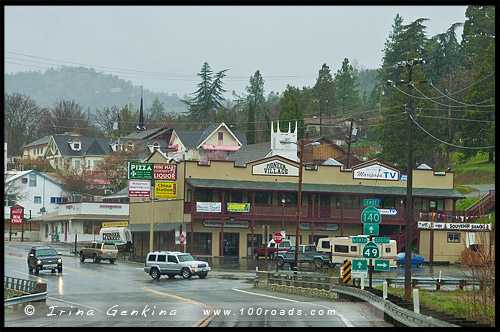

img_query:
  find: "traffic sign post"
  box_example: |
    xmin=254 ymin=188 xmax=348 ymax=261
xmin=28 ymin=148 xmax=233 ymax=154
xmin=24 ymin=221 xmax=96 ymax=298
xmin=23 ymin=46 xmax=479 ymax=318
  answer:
xmin=362 ymin=199 xmax=381 ymax=207
xmin=360 ymin=206 xmax=382 ymax=289
xmin=361 ymin=207 xmax=381 ymax=224
xmin=352 ymin=259 xmax=368 ymax=272
xmin=363 ymin=223 xmax=379 ymax=236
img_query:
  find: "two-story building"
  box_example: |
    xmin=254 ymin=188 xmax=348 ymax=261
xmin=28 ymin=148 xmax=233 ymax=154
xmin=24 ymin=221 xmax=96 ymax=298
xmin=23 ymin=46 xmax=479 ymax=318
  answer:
xmin=22 ymin=135 xmax=51 ymax=160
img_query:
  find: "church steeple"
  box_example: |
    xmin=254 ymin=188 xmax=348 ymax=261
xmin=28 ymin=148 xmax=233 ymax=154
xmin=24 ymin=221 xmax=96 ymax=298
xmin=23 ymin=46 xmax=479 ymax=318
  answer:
xmin=137 ymin=86 xmax=145 ymax=131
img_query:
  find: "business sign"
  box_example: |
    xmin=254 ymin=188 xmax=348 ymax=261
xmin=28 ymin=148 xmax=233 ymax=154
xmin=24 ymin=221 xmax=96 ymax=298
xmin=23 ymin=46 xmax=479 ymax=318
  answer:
xmin=202 ymin=220 xmax=249 ymax=228
xmin=352 ymin=259 xmax=368 ymax=272
xmin=128 ymin=180 xmax=151 ymax=197
xmin=417 ymin=222 xmax=492 ymax=231
xmin=362 ymin=199 xmax=381 ymax=207
xmin=400 ymin=174 xmax=407 ymax=181
xmin=154 ymin=181 xmax=177 ymax=199
xmin=252 ymin=159 xmax=299 ymax=177
xmin=153 ymin=164 xmax=177 ymax=180
xmin=379 ymin=208 xmax=397 ymax=216
xmin=196 ymin=202 xmax=222 ymax=213
xmin=374 ymin=259 xmax=390 ymax=271
xmin=227 ymin=202 xmax=250 ymax=213
xmin=128 ymin=162 xmax=153 ymax=180
xmin=353 ymin=163 xmax=399 ymax=181
xmin=10 ymin=205 xmax=24 ymax=224
xmin=102 ymin=221 xmax=129 ymax=228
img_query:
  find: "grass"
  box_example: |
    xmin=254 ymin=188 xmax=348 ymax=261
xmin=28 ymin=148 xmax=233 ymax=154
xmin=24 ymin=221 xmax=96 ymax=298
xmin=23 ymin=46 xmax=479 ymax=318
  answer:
xmin=376 ymin=286 xmax=495 ymax=324
xmin=452 ymin=152 xmax=495 ymax=185
xmin=456 ymin=197 xmax=481 ymax=211
xmin=455 ymin=185 xmax=478 ymax=195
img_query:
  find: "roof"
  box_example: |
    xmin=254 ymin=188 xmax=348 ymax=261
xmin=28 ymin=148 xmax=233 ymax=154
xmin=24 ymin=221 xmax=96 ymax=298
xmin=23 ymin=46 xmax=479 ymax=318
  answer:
xmin=24 ymin=135 xmax=51 ymax=148
xmin=5 ymin=170 xmax=64 ymax=186
xmin=121 ymin=127 xmax=169 ymax=140
xmin=228 ymin=142 xmax=271 ymax=165
xmin=186 ymin=178 xmax=465 ymax=199
xmin=104 ymin=186 xmax=129 ymax=199
xmin=174 ymin=123 xmax=247 ymax=149
xmin=51 ymin=135 xmax=113 ymax=157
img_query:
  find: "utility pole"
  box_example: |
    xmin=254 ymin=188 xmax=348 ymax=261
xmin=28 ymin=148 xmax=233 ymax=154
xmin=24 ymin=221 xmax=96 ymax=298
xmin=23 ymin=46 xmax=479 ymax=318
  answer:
xmin=346 ymin=118 xmax=354 ymax=169
xmin=294 ymin=139 xmax=304 ymax=268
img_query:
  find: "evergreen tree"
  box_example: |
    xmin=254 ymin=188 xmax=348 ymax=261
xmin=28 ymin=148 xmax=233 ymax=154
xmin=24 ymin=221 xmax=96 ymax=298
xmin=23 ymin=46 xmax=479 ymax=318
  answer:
xmin=333 ymin=58 xmax=362 ymax=115
xmin=279 ymin=85 xmax=304 ymax=138
xmin=147 ymin=97 xmax=166 ymax=128
xmin=245 ymin=70 xmax=265 ymax=144
xmin=313 ymin=64 xmax=335 ymax=129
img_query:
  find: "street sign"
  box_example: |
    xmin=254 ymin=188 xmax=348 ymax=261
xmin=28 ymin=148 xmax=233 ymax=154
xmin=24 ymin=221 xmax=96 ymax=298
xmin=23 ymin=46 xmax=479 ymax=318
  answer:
xmin=352 ymin=236 xmax=368 ymax=244
xmin=153 ymin=164 xmax=177 ymax=180
xmin=10 ymin=205 xmax=24 ymax=224
xmin=362 ymin=198 xmax=381 ymax=207
xmin=128 ymin=162 xmax=153 ymax=180
xmin=374 ymin=259 xmax=391 ymax=271
xmin=352 ymin=259 xmax=368 ymax=272
xmin=362 ymin=242 xmax=380 ymax=258
xmin=374 ymin=237 xmax=390 ymax=244
xmin=379 ymin=208 xmax=397 ymax=216
xmin=363 ymin=223 xmax=379 ymax=236
xmin=273 ymin=232 xmax=283 ymax=244
xmin=361 ymin=206 xmax=382 ymax=224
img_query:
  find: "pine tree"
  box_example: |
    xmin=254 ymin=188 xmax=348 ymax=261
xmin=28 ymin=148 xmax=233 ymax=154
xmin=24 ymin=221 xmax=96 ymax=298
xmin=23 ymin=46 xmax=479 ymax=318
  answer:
xmin=279 ymin=85 xmax=304 ymax=138
xmin=313 ymin=64 xmax=335 ymax=128
xmin=245 ymin=70 xmax=265 ymax=144
xmin=333 ymin=58 xmax=362 ymax=116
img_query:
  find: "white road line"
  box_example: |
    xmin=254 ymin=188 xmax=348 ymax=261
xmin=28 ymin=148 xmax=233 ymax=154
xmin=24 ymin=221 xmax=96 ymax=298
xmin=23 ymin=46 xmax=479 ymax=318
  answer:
xmin=47 ymin=296 xmax=101 ymax=312
xmin=231 ymin=288 xmax=354 ymax=327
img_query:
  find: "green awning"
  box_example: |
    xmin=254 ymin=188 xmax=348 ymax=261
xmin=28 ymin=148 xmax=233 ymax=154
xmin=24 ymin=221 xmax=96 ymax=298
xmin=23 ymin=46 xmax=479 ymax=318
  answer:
xmin=186 ymin=178 xmax=464 ymax=199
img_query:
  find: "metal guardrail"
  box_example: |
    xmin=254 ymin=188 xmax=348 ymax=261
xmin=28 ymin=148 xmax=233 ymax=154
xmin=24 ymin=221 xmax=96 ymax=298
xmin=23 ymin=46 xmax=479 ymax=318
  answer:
xmin=256 ymin=271 xmax=458 ymax=327
xmin=4 ymin=276 xmax=47 ymax=306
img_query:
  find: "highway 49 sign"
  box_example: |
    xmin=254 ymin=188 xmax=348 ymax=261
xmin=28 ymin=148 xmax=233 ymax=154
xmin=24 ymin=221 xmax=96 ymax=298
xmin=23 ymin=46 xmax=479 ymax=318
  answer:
xmin=362 ymin=242 xmax=380 ymax=258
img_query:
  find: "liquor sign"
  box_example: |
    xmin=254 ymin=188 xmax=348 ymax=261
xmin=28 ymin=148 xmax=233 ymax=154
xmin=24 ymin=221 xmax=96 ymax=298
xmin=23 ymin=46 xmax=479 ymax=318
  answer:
xmin=252 ymin=159 xmax=299 ymax=177
xmin=353 ymin=163 xmax=399 ymax=181
xmin=227 ymin=202 xmax=250 ymax=213
xmin=153 ymin=164 xmax=177 ymax=180
xmin=155 ymin=181 xmax=176 ymax=199
xmin=128 ymin=180 xmax=151 ymax=197
xmin=10 ymin=205 xmax=24 ymax=224
xmin=128 ymin=162 xmax=153 ymax=180
xmin=196 ymin=202 xmax=222 ymax=213
xmin=417 ymin=222 xmax=492 ymax=231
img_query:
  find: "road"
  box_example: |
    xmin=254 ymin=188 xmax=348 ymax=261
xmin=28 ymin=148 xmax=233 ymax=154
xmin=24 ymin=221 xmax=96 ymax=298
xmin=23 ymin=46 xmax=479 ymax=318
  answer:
xmin=4 ymin=242 xmax=390 ymax=327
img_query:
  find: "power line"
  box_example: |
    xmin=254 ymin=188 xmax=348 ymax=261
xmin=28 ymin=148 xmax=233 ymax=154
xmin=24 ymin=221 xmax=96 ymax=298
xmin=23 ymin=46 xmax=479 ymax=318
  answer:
xmin=412 ymin=84 xmax=495 ymax=108
xmin=429 ymin=82 xmax=495 ymax=107
xmin=416 ymin=114 xmax=495 ymax=124
xmin=415 ymin=107 xmax=495 ymax=114
xmin=408 ymin=112 xmax=495 ymax=150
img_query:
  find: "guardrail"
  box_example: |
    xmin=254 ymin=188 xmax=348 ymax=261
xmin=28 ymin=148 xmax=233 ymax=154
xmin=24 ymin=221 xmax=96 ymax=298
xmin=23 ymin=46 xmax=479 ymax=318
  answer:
xmin=255 ymin=271 xmax=458 ymax=327
xmin=4 ymin=276 xmax=47 ymax=306
xmin=381 ymin=277 xmax=492 ymax=291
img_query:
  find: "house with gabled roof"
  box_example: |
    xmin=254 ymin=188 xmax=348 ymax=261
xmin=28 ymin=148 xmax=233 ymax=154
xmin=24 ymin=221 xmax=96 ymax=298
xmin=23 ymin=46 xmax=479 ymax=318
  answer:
xmin=22 ymin=135 xmax=51 ymax=160
xmin=116 ymin=126 xmax=173 ymax=159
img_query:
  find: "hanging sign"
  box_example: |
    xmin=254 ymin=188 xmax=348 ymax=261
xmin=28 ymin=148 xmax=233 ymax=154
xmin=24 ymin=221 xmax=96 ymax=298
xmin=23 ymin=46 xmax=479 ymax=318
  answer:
xmin=154 ymin=181 xmax=177 ymax=199
xmin=196 ymin=202 xmax=222 ymax=213
xmin=153 ymin=164 xmax=177 ymax=180
xmin=10 ymin=205 xmax=24 ymax=224
xmin=227 ymin=202 xmax=250 ymax=213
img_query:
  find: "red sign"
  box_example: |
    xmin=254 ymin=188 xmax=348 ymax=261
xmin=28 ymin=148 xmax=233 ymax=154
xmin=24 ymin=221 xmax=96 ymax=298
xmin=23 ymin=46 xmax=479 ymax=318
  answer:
xmin=179 ymin=232 xmax=185 ymax=244
xmin=273 ymin=232 xmax=283 ymax=244
xmin=10 ymin=205 xmax=24 ymax=224
xmin=153 ymin=164 xmax=177 ymax=180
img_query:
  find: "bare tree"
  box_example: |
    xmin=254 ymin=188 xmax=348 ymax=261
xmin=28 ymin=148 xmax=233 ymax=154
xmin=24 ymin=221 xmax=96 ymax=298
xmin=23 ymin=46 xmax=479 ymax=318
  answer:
xmin=49 ymin=100 xmax=90 ymax=135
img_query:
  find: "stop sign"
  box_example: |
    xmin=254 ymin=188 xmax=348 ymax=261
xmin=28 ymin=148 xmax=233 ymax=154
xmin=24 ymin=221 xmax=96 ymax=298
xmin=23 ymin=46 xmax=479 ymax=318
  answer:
xmin=273 ymin=232 xmax=283 ymax=244
xmin=179 ymin=232 xmax=185 ymax=244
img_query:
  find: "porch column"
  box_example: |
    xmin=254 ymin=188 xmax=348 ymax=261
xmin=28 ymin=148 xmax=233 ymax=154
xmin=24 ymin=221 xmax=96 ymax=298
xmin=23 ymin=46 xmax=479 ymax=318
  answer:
xmin=251 ymin=192 xmax=255 ymax=257
xmin=220 ymin=191 xmax=225 ymax=257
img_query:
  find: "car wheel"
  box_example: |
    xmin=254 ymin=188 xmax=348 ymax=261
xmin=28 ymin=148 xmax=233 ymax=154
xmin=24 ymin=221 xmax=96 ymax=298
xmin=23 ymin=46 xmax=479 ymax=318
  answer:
xmin=80 ymin=254 xmax=85 ymax=262
xmin=199 ymin=272 xmax=208 ymax=279
xmin=150 ymin=268 xmax=160 ymax=280
xmin=181 ymin=268 xmax=192 ymax=279
xmin=35 ymin=267 xmax=40 ymax=275
xmin=109 ymin=259 xmax=115 ymax=264
xmin=277 ymin=257 xmax=285 ymax=268
xmin=58 ymin=266 xmax=63 ymax=273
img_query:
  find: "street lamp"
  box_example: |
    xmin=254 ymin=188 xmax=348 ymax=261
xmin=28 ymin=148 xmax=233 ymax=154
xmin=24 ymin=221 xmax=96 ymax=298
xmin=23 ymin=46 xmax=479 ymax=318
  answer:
xmin=281 ymin=138 xmax=320 ymax=268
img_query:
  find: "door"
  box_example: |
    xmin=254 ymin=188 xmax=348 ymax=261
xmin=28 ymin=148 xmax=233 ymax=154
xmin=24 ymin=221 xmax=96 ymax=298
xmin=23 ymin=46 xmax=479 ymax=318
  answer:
xmin=222 ymin=233 xmax=239 ymax=256
xmin=167 ymin=254 xmax=180 ymax=273
xmin=157 ymin=254 xmax=167 ymax=273
xmin=320 ymin=194 xmax=331 ymax=218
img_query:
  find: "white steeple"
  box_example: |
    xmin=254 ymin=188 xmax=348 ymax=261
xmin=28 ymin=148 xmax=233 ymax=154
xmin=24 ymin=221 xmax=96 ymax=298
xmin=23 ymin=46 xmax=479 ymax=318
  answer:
xmin=268 ymin=121 xmax=298 ymax=162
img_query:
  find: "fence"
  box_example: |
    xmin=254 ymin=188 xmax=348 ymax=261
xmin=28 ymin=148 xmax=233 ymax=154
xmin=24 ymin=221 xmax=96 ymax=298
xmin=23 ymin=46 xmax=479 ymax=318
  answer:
xmin=4 ymin=276 xmax=47 ymax=306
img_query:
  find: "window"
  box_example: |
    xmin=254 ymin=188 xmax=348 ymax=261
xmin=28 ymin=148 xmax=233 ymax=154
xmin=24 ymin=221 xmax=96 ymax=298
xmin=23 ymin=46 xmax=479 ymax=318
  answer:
xmin=167 ymin=255 xmax=178 ymax=263
xmin=22 ymin=178 xmax=28 ymax=184
xmin=148 ymin=254 xmax=157 ymax=262
xmin=34 ymin=196 xmax=42 ymax=204
xmin=218 ymin=132 xmax=224 ymax=142
xmin=152 ymin=142 xmax=160 ymax=151
xmin=382 ymin=197 xmax=396 ymax=209
xmin=87 ymin=160 xmax=91 ymax=168
xmin=6 ymin=195 xmax=16 ymax=207
xmin=187 ymin=232 xmax=212 ymax=255
xmin=350 ymin=246 xmax=357 ymax=252
xmin=447 ymin=232 xmax=460 ymax=243
xmin=93 ymin=160 xmax=99 ymax=168
xmin=334 ymin=245 xmax=349 ymax=253
xmin=255 ymin=192 xmax=271 ymax=204
xmin=157 ymin=254 xmax=166 ymax=262
xmin=29 ymin=174 xmax=37 ymax=187
xmin=74 ymin=159 xmax=81 ymax=169
xmin=73 ymin=143 xmax=80 ymax=150
xmin=385 ymin=247 xmax=392 ymax=253
xmin=321 ymin=240 xmax=331 ymax=249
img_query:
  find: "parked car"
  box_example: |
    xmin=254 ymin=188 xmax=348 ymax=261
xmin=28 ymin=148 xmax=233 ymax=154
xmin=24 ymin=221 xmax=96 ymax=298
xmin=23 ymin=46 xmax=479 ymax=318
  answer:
xmin=276 ymin=244 xmax=332 ymax=269
xmin=254 ymin=239 xmax=292 ymax=258
xmin=27 ymin=246 xmax=62 ymax=275
xmin=144 ymin=251 xmax=211 ymax=280
xmin=395 ymin=252 xmax=425 ymax=267
xmin=79 ymin=241 xmax=118 ymax=264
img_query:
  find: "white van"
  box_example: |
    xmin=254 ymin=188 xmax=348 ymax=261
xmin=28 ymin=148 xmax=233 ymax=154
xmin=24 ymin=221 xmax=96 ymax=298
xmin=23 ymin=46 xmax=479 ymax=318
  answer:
xmin=99 ymin=227 xmax=132 ymax=252
xmin=316 ymin=236 xmax=397 ymax=268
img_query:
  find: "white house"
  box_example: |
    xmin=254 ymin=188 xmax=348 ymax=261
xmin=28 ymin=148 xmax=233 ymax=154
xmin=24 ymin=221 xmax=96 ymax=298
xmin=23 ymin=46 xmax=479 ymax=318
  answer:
xmin=4 ymin=170 xmax=68 ymax=240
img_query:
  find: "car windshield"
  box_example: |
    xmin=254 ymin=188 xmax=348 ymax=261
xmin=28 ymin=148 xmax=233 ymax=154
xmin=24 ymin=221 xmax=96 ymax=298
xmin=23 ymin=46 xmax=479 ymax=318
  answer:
xmin=177 ymin=254 xmax=195 ymax=262
xmin=36 ymin=249 xmax=57 ymax=256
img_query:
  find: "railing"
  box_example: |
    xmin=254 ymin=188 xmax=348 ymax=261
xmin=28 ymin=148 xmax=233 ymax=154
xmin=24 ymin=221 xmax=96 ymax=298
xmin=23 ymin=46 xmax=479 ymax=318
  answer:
xmin=466 ymin=190 xmax=495 ymax=219
xmin=4 ymin=276 xmax=47 ymax=306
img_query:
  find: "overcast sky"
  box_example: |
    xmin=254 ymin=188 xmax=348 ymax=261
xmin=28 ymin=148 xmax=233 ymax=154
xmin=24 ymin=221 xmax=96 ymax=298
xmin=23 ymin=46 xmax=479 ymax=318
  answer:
xmin=5 ymin=6 xmax=467 ymax=97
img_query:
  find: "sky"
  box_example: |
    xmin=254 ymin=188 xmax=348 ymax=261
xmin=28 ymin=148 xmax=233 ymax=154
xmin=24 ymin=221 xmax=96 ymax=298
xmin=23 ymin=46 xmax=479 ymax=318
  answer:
xmin=5 ymin=6 xmax=467 ymax=97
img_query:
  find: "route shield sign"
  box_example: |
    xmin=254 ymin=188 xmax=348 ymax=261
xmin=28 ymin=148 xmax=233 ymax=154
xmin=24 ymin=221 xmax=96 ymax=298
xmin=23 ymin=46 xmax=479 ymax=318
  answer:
xmin=362 ymin=242 xmax=380 ymax=258
xmin=374 ymin=237 xmax=390 ymax=244
xmin=363 ymin=223 xmax=379 ymax=236
xmin=352 ymin=236 xmax=368 ymax=244
xmin=361 ymin=206 xmax=381 ymax=224
xmin=128 ymin=162 xmax=153 ymax=180
xmin=374 ymin=259 xmax=390 ymax=271
xmin=362 ymin=199 xmax=381 ymax=207
xmin=352 ymin=259 xmax=368 ymax=272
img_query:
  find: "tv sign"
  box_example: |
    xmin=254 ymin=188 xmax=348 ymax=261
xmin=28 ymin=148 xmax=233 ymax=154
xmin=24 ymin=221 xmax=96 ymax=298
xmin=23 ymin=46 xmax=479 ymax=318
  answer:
xmin=353 ymin=163 xmax=399 ymax=181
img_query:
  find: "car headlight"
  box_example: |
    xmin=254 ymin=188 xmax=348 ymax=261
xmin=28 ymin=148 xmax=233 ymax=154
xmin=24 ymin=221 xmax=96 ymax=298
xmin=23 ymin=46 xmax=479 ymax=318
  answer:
xmin=37 ymin=260 xmax=42 ymax=265
xmin=58 ymin=258 xmax=62 ymax=263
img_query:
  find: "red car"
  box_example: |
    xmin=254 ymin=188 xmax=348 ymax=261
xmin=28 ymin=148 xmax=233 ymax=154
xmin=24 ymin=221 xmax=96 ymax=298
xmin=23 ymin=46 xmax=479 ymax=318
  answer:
xmin=254 ymin=239 xmax=293 ymax=258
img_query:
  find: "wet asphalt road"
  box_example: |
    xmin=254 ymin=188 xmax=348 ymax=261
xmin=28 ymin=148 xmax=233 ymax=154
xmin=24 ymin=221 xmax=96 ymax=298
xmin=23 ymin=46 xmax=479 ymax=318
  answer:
xmin=4 ymin=242 xmax=390 ymax=327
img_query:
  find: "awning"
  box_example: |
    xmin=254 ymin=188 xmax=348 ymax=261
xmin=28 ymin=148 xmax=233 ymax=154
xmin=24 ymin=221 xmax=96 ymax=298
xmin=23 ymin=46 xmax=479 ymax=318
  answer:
xmin=186 ymin=178 xmax=465 ymax=199
xmin=129 ymin=223 xmax=183 ymax=232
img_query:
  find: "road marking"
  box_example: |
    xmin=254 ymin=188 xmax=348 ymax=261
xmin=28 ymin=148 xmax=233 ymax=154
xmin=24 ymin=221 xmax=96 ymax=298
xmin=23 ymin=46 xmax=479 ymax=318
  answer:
xmin=47 ymin=296 xmax=101 ymax=312
xmin=231 ymin=288 xmax=354 ymax=327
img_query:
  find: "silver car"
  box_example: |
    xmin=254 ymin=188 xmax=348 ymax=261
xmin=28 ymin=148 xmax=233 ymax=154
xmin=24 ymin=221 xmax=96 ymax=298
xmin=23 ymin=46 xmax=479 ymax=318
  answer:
xmin=143 ymin=251 xmax=211 ymax=280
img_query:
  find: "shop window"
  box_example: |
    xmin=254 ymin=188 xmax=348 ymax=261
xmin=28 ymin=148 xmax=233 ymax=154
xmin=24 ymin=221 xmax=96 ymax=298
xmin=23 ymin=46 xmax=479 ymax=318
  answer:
xmin=194 ymin=189 xmax=213 ymax=202
xmin=447 ymin=232 xmax=460 ymax=243
xmin=255 ymin=192 xmax=271 ymax=204
xmin=343 ymin=196 xmax=359 ymax=209
xmin=187 ymin=232 xmax=212 ymax=255
xmin=284 ymin=192 xmax=297 ymax=206
xmin=230 ymin=191 xmax=243 ymax=203
xmin=334 ymin=245 xmax=349 ymax=253
xmin=83 ymin=223 xmax=97 ymax=234
xmin=429 ymin=200 xmax=437 ymax=211
xmin=437 ymin=200 xmax=444 ymax=211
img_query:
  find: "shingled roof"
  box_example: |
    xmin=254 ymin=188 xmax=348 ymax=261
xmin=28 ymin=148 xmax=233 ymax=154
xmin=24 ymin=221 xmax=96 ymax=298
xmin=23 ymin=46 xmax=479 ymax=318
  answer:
xmin=51 ymin=134 xmax=113 ymax=157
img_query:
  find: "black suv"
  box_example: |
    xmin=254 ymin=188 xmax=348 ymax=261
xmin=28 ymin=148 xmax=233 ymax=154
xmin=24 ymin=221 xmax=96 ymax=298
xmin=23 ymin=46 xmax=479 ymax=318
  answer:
xmin=27 ymin=246 xmax=63 ymax=275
